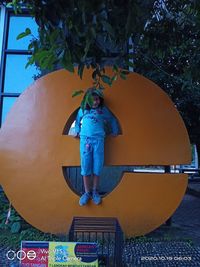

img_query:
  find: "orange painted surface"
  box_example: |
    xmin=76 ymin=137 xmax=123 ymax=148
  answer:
xmin=0 ymin=68 xmax=191 ymax=236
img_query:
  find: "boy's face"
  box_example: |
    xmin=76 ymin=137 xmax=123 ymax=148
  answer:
xmin=92 ymin=95 xmax=100 ymax=108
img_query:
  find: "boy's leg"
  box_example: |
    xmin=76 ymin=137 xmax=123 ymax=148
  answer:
xmin=92 ymin=138 xmax=104 ymax=205
xmin=93 ymin=138 xmax=104 ymax=179
xmin=83 ymin=175 xmax=90 ymax=193
xmin=92 ymin=174 xmax=101 ymax=205
xmin=79 ymin=175 xmax=91 ymax=206
xmin=79 ymin=137 xmax=92 ymax=206
xmin=93 ymin=175 xmax=100 ymax=191
xmin=80 ymin=137 xmax=92 ymax=187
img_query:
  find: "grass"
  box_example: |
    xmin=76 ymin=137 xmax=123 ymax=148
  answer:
xmin=0 ymin=227 xmax=64 ymax=250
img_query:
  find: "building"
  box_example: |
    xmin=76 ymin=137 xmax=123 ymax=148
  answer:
xmin=0 ymin=6 xmax=39 ymax=126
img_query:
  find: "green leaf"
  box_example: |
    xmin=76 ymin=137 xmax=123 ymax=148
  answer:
xmin=28 ymin=42 xmax=34 ymax=50
xmin=81 ymin=98 xmax=87 ymax=110
xmin=72 ymin=90 xmax=84 ymax=97
xmin=111 ymin=74 xmax=118 ymax=82
xmin=89 ymin=27 xmax=96 ymax=39
xmin=86 ymin=93 xmax=94 ymax=107
xmin=35 ymin=50 xmax=49 ymax=63
xmin=9 ymin=215 xmax=21 ymax=222
xmin=11 ymin=222 xmax=21 ymax=234
xmin=82 ymin=39 xmax=91 ymax=61
xmin=36 ymin=50 xmax=50 ymax=67
xmin=92 ymin=70 xmax=98 ymax=81
xmin=101 ymin=75 xmax=112 ymax=86
xmin=78 ymin=63 xmax=85 ymax=79
xmin=101 ymin=20 xmax=115 ymax=38
xmin=10 ymin=0 xmax=21 ymax=14
xmin=121 ymin=70 xmax=130 ymax=75
xmin=49 ymin=29 xmax=60 ymax=44
xmin=120 ymin=73 xmax=127 ymax=80
xmin=6 ymin=2 xmax=13 ymax=8
xmin=91 ymin=62 xmax=97 ymax=69
xmin=113 ymin=64 xmax=119 ymax=72
xmin=40 ymin=54 xmax=55 ymax=70
xmin=25 ymin=56 xmax=35 ymax=68
xmin=125 ymin=60 xmax=135 ymax=68
xmin=16 ymin=28 xmax=31 ymax=40
xmin=62 ymin=50 xmax=74 ymax=73
xmin=31 ymin=49 xmax=56 ymax=70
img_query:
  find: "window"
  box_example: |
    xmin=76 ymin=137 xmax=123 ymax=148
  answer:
xmin=0 ymin=8 xmax=39 ymax=125
xmin=7 ymin=15 xmax=38 ymax=50
xmin=1 ymin=96 xmax=17 ymax=123
xmin=4 ymin=54 xmax=38 ymax=93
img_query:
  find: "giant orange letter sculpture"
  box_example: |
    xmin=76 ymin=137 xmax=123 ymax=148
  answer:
xmin=0 ymin=68 xmax=191 ymax=237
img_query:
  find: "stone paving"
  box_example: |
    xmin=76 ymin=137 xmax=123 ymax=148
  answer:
xmin=123 ymin=240 xmax=200 ymax=266
xmin=121 ymin=184 xmax=200 ymax=266
xmin=1 ymin=184 xmax=200 ymax=266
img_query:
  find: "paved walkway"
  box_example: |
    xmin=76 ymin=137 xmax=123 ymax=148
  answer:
xmin=122 ymin=190 xmax=200 ymax=266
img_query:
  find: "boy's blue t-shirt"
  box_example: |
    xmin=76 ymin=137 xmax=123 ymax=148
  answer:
xmin=75 ymin=106 xmax=119 ymax=138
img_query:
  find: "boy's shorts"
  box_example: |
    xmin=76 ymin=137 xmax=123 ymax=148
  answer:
xmin=80 ymin=137 xmax=104 ymax=176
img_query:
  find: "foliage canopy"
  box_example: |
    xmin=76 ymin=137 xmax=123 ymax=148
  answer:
xmin=3 ymin=0 xmax=155 ymax=91
xmin=1 ymin=0 xmax=200 ymax=151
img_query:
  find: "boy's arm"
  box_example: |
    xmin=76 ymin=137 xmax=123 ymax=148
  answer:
xmin=75 ymin=108 xmax=83 ymax=136
xmin=103 ymin=107 xmax=119 ymax=135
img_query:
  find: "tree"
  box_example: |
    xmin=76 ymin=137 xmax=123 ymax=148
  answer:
xmin=1 ymin=0 xmax=155 ymax=90
xmin=134 ymin=0 xmax=200 ymax=159
xmin=2 ymin=0 xmax=200 ymax=159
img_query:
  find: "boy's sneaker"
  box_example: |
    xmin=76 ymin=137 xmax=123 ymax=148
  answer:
xmin=92 ymin=191 xmax=101 ymax=205
xmin=79 ymin=192 xmax=90 ymax=206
